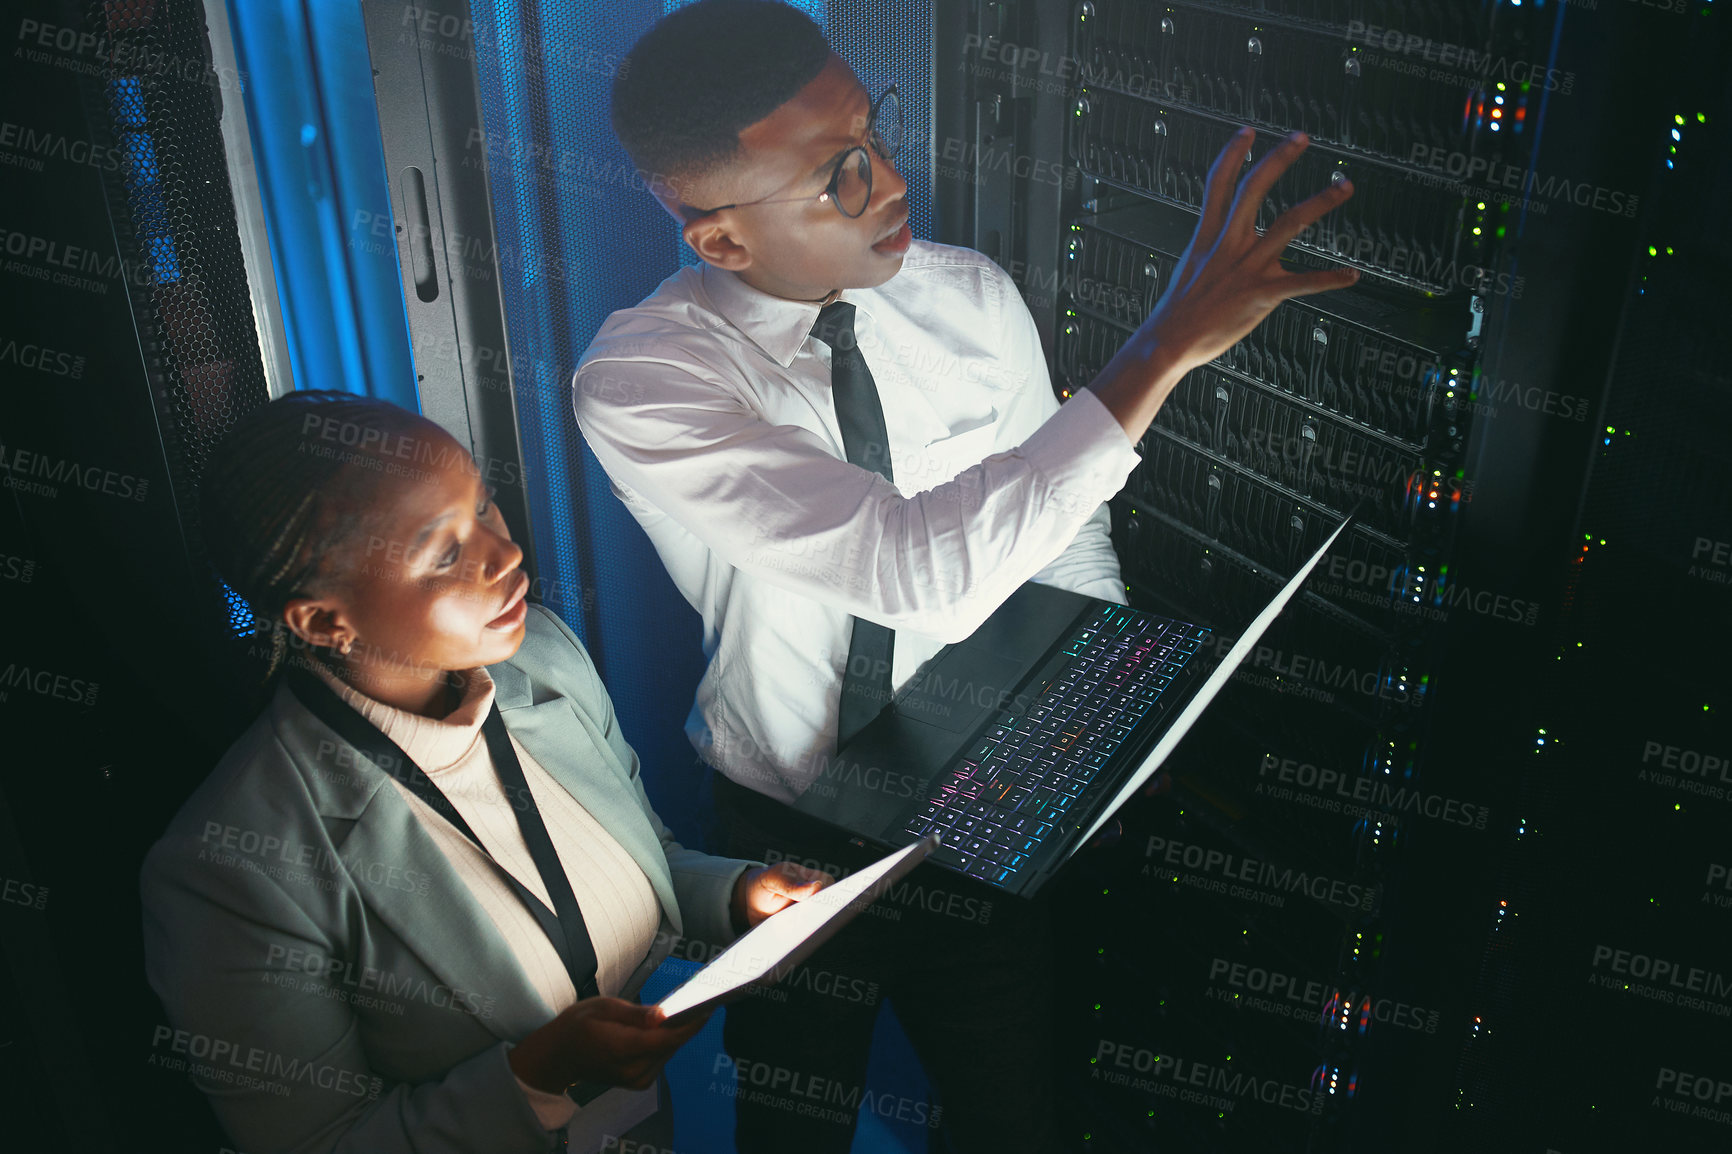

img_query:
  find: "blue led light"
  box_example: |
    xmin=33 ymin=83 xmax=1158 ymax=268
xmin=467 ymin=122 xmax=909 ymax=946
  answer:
xmin=121 ymin=132 xmax=161 ymax=183
xmin=106 ymin=76 xmax=147 ymax=127
xmin=148 ymin=235 xmax=183 ymax=282
xmin=220 ymin=581 xmax=256 ymax=637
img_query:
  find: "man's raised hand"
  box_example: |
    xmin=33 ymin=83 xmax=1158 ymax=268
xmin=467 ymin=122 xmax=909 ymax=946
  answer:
xmin=1088 ymin=128 xmax=1360 ymax=439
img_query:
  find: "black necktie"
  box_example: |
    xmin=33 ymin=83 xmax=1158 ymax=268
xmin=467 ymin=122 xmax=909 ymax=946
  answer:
xmin=810 ymin=300 xmax=896 ymax=750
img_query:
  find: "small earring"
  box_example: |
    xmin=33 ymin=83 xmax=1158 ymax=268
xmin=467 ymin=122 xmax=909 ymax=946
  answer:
xmin=338 ymin=636 xmax=353 ymax=656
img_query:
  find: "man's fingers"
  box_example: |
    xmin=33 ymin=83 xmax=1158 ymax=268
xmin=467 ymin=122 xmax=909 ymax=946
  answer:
xmin=1224 ymin=131 xmax=1312 ymax=245
xmin=1183 ymin=126 xmax=1254 ymax=278
xmin=1256 ymin=177 xmax=1354 ymax=257
xmin=1276 ymin=265 xmax=1363 ymax=301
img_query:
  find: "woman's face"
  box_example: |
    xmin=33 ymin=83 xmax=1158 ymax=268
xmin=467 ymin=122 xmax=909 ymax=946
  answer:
xmin=282 ymin=427 xmax=528 ymax=706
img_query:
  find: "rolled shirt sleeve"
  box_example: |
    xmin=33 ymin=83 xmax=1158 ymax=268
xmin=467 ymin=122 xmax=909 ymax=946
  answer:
xmin=577 ymin=367 xmax=1137 ymax=645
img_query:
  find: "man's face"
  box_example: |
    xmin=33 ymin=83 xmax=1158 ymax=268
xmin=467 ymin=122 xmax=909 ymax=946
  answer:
xmin=677 ymin=54 xmax=910 ymax=301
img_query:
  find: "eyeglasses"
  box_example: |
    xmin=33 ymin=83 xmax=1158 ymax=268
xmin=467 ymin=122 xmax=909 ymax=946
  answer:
xmin=680 ymin=86 xmax=901 ymax=222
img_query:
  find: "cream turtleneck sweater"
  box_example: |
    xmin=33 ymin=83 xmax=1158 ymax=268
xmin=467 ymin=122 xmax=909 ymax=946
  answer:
xmin=309 ymin=661 xmax=663 ymax=1133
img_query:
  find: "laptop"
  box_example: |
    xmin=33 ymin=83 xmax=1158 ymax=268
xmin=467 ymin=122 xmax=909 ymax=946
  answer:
xmin=793 ymin=516 xmax=1355 ymax=897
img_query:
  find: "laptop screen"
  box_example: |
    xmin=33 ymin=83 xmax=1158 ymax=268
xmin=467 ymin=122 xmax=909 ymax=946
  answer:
xmin=1070 ymin=516 xmax=1356 ymax=852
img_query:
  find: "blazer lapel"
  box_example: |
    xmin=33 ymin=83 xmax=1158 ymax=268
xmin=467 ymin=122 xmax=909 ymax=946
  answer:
xmin=279 ymin=652 xmax=685 ymax=1043
xmin=335 ymin=785 xmax=556 ymax=1042
xmin=488 ymin=661 xmax=683 ymax=933
xmin=277 ymin=682 xmax=549 ymax=1042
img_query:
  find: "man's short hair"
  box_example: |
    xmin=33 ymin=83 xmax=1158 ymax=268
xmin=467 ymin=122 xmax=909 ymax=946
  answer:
xmin=612 ymin=0 xmax=832 ymax=205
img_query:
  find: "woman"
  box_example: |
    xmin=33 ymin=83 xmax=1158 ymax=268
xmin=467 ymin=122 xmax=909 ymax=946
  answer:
xmin=141 ymin=390 xmax=829 ymax=1153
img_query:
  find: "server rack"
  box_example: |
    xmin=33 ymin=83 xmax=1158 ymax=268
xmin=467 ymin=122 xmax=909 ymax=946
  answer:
xmin=935 ymin=1 xmax=1711 ymax=1150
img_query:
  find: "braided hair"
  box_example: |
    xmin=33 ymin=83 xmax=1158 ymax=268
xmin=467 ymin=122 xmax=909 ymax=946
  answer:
xmin=198 ymin=390 xmax=435 ymax=685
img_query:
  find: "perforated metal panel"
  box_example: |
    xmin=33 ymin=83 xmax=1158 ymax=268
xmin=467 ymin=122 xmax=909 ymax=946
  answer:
xmin=77 ymin=0 xmax=272 ymax=637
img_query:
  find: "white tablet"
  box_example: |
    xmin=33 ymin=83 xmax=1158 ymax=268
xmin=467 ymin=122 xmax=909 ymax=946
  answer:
xmin=658 ymin=835 xmax=938 ymax=1021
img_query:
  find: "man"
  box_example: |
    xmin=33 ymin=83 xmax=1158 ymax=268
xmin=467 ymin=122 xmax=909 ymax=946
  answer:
xmin=572 ymin=3 xmax=1357 ymax=1148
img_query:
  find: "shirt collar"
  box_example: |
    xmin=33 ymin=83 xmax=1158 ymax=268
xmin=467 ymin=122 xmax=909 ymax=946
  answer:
xmin=700 ymin=262 xmax=875 ymax=370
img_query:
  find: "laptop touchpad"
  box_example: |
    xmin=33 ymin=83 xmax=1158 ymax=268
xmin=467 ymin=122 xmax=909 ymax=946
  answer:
xmin=896 ymin=648 xmax=1014 ymax=735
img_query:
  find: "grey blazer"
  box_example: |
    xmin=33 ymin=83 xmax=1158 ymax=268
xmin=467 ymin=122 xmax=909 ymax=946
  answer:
xmin=141 ymin=603 xmax=755 ymax=1154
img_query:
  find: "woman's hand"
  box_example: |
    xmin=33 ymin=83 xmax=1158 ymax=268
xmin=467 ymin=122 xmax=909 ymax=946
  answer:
xmin=508 ymin=997 xmax=711 ymax=1093
xmin=729 ymin=861 xmax=835 ymax=932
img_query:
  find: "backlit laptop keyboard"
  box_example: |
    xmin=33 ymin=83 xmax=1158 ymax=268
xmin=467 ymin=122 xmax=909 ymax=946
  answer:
xmin=904 ymin=606 xmax=1209 ymax=885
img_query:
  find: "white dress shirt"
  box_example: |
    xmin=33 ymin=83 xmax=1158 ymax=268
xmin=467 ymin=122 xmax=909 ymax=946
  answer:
xmin=573 ymin=238 xmax=1141 ymax=802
